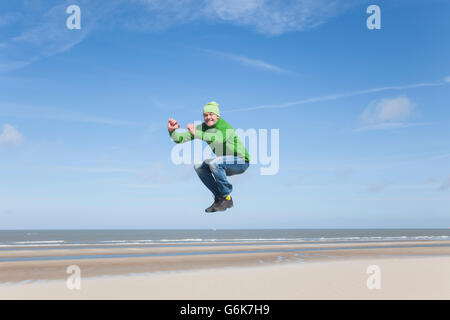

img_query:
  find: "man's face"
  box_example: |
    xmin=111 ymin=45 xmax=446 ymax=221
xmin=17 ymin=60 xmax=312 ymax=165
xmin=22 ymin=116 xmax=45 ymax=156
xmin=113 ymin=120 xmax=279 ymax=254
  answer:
xmin=203 ymin=112 xmax=219 ymax=127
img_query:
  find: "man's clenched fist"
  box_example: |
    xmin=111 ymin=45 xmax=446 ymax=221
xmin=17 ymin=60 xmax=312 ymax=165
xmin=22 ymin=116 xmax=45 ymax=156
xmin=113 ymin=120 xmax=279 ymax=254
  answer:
xmin=187 ymin=123 xmax=195 ymax=136
xmin=168 ymin=118 xmax=180 ymax=133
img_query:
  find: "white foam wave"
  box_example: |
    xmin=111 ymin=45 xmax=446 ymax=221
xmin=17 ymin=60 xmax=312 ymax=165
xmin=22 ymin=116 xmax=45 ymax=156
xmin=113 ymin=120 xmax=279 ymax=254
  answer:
xmin=14 ymin=241 xmax=65 ymax=244
xmin=0 ymin=235 xmax=448 ymax=248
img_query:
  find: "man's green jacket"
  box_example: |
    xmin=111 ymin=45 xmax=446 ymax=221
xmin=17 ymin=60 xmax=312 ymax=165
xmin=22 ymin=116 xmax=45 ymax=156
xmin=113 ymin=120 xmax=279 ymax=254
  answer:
xmin=168 ymin=118 xmax=250 ymax=163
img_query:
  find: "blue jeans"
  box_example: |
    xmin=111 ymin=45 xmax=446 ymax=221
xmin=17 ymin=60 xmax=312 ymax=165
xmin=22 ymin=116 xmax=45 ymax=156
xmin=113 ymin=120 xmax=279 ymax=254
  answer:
xmin=194 ymin=156 xmax=249 ymax=199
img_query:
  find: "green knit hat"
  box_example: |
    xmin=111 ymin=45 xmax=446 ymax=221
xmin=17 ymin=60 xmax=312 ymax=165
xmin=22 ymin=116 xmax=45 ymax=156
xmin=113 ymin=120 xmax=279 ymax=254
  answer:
xmin=203 ymin=101 xmax=220 ymax=117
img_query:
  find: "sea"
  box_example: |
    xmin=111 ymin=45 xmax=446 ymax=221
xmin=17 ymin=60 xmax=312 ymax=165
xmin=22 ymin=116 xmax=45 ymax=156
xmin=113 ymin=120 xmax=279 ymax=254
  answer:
xmin=0 ymin=229 xmax=449 ymax=248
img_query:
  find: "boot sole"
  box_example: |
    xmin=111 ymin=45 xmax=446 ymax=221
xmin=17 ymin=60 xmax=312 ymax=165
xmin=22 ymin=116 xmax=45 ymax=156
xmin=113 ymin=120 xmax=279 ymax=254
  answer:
xmin=213 ymin=202 xmax=233 ymax=212
xmin=205 ymin=201 xmax=233 ymax=213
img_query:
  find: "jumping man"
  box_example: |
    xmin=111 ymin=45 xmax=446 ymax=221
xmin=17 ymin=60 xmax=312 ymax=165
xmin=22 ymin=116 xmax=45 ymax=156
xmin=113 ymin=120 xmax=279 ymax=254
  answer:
xmin=168 ymin=101 xmax=250 ymax=213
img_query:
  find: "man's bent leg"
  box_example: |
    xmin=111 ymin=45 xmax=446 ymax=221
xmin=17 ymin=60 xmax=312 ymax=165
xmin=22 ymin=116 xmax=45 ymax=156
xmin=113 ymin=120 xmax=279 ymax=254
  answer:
xmin=194 ymin=161 xmax=221 ymax=198
xmin=223 ymin=156 xmax=250 ymax=177
xmin=207 ymin=156 xmax=249 ymax=198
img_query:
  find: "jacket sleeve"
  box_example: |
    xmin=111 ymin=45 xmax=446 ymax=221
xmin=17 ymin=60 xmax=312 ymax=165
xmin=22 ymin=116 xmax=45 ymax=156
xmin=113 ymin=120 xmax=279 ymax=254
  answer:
xmin=194 ymin=126 xmax=225 ymax=144
xmin=168 ymin=129 xmax=194 ymax=144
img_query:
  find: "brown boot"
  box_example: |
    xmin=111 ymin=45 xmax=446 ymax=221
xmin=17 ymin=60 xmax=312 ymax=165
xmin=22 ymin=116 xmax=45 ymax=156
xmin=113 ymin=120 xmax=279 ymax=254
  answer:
xmin=205 ymin=196 xmax=221 ymax=213
xmin=212 ymin=195 xmax=233 ymax=211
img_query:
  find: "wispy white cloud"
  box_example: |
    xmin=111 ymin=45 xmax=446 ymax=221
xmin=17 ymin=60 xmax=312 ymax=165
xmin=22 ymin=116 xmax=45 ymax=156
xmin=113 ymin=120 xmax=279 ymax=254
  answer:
xmin=36 ymin=162 xmax=191 ymax=187
xmin=202 ymin=49 xmax=292 ymax=74
xmin=438 ymin=175 xmax=450 ymax=191
xmin=353 ymin=96 xmax=437 ymax=132
xmin=335 ymin=167 xmax=353 ymax=180
xmin=0 ymin=12 xmax=22 ymax=28
xmin=360 ymin=96 xmax=415 ymax=124
xmin=0 ymin=102 xmax=138 ymax=126
xmin=137 ymin=162 xmax=166 ymax=183
xmin=1 ymin=0 xmax=359 ymax=72
xmin=354 ymin=96 xmax=429 ymax=132
xmin=0 ymin=58 xmax=38 ymax=72
xmin=0 ymin=0 xmax=120 ymax=72
xmin=136 ymin=0 xmax=358 ymax=35
xmin=126 ymin=0 xmax=204 ymax=31
xmin=428 ymin=153 xmax=450 ymax=161
xmin=207 ymin=0 xmax=264 ymax=21
xmin=226 ymin=79 xmax=449 ymax=112
xmin=283 ymin=174 xmax=306 ymax=187
xmin=55 ymin=166 xmax=136 ymax=174
xmin=0 ymin=124 xmax=23 ymax=147
xmin=147 ymin=121 xmax=165 ymax=134
xmin=353 ymin=121 xmax=431 ymax=132
xmin=137 ymin=162 xmax=193 ymax=185
xmin=203 ymin=0 xmax=358 ymax=36
xmin=368 ymin=180 xmax=389 ymax=193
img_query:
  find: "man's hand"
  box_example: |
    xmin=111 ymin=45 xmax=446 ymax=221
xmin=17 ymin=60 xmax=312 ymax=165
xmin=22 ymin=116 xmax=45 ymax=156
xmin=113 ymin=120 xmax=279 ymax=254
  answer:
xmin=187 ymin=123 xmax=195 ymax=136
xmin=168 ymin=118 xmax=180 ymax=133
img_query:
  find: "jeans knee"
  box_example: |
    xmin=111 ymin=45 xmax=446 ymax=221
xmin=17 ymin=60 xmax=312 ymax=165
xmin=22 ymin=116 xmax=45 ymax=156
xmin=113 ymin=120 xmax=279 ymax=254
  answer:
xmin=193 ymin=162 xmax=203 ymax=171
xmin=207 ymin=160 xmax=220 ymax=171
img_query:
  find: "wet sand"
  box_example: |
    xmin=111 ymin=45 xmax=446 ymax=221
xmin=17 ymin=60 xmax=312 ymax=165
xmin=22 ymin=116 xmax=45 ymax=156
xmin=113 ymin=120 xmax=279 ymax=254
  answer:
xmin=0 ymin=240 xmax=449 ymax=299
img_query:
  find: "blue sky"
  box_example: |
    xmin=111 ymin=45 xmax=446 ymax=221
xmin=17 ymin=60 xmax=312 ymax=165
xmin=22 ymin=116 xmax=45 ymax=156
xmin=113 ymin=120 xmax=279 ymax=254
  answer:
xmin=0 ymin=0 xmax=449 ymax=229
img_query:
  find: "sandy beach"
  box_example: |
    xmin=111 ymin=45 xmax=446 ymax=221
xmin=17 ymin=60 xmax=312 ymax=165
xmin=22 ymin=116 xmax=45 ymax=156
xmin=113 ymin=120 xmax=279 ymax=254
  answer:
xmin=0 ymin=239 xmax=449 ymax=299
xmin=1 ymin=257 xmax=449 ymax=300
